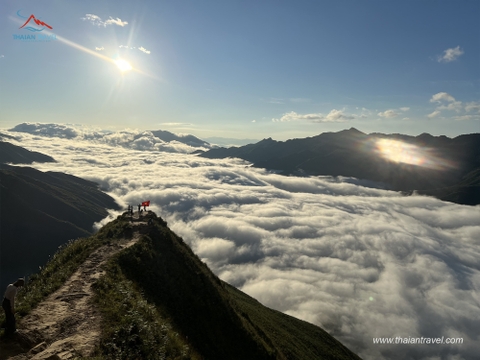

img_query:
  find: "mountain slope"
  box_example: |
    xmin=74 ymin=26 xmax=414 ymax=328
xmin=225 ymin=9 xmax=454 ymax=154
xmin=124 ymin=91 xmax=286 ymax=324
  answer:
xmin=0 ymin=212 xmax=361 ymax=360
xmin=0 ymin=141 xmax=55 ymax=164
xmin=418 ymin=166 xmax=480 ymax=205
xmin=200 ymin=129 xmax=480 ymax=205
xmin=0 ymin=163 xmax=120 ymax=291
xmin=151 ymin=130 xmax=211 ymax=148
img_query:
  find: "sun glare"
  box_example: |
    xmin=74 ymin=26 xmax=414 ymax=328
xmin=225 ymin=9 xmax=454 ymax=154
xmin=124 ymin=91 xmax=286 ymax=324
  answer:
xmin=374 ymin=138 xmax=454 ymax=170
xmin=115 ymin=59 xmax=132 ymax=72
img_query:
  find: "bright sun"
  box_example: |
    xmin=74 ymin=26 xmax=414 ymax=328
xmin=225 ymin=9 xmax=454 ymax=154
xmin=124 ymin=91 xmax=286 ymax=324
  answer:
xmin=115 ymin=59 xmax=132 ymax=72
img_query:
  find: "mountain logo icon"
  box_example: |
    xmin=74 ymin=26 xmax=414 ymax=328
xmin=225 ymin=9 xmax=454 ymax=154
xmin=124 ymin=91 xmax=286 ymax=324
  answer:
xmin=17 ymin=10 xmax=53 ymax=32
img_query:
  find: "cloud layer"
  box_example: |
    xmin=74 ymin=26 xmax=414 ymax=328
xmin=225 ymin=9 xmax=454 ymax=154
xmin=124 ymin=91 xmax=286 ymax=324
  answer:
xmin=4 ymin=127 xmax=480 ymax=360
xmin=8 ymin=123 xmax=210 ymax=154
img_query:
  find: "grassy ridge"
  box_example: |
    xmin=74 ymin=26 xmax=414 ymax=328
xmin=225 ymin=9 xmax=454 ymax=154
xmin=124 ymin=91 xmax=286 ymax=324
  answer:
xmin=0 ymin=216 xmax=134 ymax=329
xmin=114 ymin=215 xmax=278 ymax=360
xmin=226 ymin=283 xmax=362 ymax=360
xmin=2 ymin=213 xmax=361 ymax=359
xmin=113 ymin=213 xmax=360 ymax=359
xmin=91 ymin=259 xmax=201 ymax=359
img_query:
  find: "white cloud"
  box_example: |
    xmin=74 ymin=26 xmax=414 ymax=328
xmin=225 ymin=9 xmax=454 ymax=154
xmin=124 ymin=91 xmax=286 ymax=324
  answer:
xmin=438 ymin=101 xmax=463 ymax=112
xmin=81 ymin=14 xmax=128 ymax=27
xmin=437 ymin=46 xmax=464 ymax=63
xmin=0 ymin=55 xmax=4 ymax=58
xmin=430 ymin=92 xmax=456 ymax=103
xmin=4 ymin=127 xmax=480 ymax=360
xmin=272 ymin=111 xmax=319 ymax=122
xmin=95 ymin=47 xmax=104 ymax=51
xmin=430 ymin=93 xmax=462 ymax=112
xmin=251 ymin=120 xmax=256 ymax=123
xmin=377 ymin=110 xmax=398 ymax=118
xmin=138 ymin=46 xmax=151 ymax=55
xmin=465 ymin=101 xmax=480 ymax=113
xmin=81 ymin=14 xmax=101 ymax=24
xmin=454 ymin=115 xmax=480 ymax=121
xmin=427 ymin=110 xmax=441 ymax=119
xmin=377 ymin=107 xmax=409 ymax=118
xmin=272 ymin=109 xmax=353 ymax=123
xmin=105 ymin=17 xmax=128 ymax=27
xmin=324 ymin=109 xmax=354 ymax=122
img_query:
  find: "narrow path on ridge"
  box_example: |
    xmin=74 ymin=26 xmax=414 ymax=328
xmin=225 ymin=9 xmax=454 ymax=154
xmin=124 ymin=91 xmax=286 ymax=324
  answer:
xmin=1 ymin=222 xmax=148 ymax=360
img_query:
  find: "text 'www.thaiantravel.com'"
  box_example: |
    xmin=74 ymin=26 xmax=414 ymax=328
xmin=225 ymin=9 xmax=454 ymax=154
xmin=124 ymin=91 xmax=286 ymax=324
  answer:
xmin=373 ymin=337 xmax=464 ymax=345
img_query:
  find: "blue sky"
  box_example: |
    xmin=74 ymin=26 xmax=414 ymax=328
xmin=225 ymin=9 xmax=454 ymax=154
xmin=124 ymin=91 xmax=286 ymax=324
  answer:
xmin=1 ymin=0 xmax=479 ymax=140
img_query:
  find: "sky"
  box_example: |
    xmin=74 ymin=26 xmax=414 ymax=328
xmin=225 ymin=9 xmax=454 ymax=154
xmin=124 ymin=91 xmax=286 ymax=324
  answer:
xmin=2 ymin=127 xmax=479 ymax=360
xmin=1 ymin=0 xmax=479 ymax=141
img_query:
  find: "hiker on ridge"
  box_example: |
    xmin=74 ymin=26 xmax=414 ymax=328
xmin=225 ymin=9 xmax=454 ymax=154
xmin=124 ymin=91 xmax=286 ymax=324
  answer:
xmin=2 ymin=278 xmax=24 ymax=336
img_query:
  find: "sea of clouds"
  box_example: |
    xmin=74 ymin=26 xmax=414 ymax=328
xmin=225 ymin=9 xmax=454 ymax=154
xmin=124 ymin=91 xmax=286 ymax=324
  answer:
xmin=2 ymin=124 xmax=480 ymax=360
xmin=8 ymin=122 xmax=211 ymax=153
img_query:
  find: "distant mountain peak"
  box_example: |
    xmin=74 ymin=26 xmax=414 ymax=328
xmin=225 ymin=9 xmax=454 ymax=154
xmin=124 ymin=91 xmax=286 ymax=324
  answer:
xmin=200 ymin=130 xmax=480 ymax=205
xmin=337 ymin=127 xmax=365 ymax=136
xmin=348 ymin=127 xmax=364 ymax=134
xmin=150 ymin=129 xmax=211 ymax=148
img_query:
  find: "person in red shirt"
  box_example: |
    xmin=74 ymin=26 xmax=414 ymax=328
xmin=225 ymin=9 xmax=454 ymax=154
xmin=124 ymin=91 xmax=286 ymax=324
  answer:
xmin=2 ymin=278 xmax=24 ymax=336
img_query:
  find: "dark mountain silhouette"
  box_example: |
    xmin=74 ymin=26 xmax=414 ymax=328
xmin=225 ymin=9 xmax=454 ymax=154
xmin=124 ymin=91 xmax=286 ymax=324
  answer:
xmin=0 ymin=212 xmax=361 ymax=359
xmin=200 ymin=128 xmax=480 ymax=205
xmin=0 ymin=141 xmax=55 ymax=164
xmin=419 ymin=167 xmax=480 ymax=205
xmin=205 ymin=136 xmax=260 ymax=147
xmin=150 ymin=129 xmax=212 ymax=148
xmin=0 ymin=143 xmax=120 ymax=291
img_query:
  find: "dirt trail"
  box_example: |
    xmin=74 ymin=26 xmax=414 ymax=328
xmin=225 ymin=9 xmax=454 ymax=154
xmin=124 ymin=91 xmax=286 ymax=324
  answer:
xmin=1 ymin=224 xmax=146 ymax=360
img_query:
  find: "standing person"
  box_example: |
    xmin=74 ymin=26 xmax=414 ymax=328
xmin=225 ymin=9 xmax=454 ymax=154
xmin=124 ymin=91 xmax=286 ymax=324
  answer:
xmin=2 ymin=278 xmax=24 ymax=336
xmin=138 ymin=204 xmax=141 ymax=213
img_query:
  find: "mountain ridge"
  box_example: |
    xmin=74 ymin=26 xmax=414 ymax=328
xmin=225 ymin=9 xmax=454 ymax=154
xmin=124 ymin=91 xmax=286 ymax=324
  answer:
xmin=0 ymin=212 xmax=361 ymax=360
xmin=200 ymin=129 xmax=480 ymax=205
xmin=0 ymin=141 xmax=55 ymax=164
xmin=150 ymin=129 xmax=212 ymax=148
xmin=0 ymin=142 xmax=121 ymax=291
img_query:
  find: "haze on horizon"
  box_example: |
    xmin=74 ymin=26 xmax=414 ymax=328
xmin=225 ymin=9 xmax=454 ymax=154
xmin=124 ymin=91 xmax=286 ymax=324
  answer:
xmin=0 ymin=0 xmax=479 ymax=141
xmin=1 ymin=127 xmax=479 ymax=360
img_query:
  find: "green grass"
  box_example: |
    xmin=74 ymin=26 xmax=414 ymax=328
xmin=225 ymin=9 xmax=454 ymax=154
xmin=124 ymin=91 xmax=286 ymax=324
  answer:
xmin=225 ymin=283 xmax=362 ymax=360
xmin=90 ymin=257 xmax=201 ymax=360
xmin=0 ymin=215 xmax=134 ymax=333
xmin=1 ymin=212 xmax=361 ymax=359
xmin=113 ymin=219 xmax=278 ymax=360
